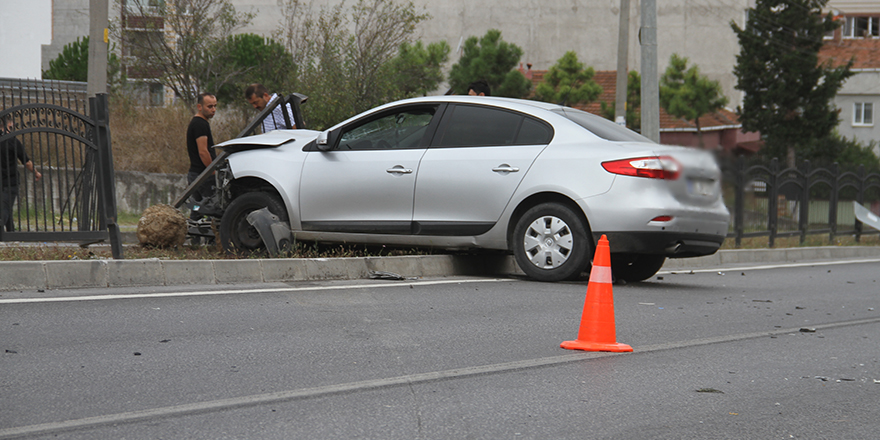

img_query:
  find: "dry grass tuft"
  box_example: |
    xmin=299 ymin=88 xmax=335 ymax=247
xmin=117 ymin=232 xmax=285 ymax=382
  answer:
xmin=109 ymin=95 xmax=246 ymax=173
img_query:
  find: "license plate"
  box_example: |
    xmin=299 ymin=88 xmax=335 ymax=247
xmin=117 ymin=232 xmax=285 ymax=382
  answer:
xmin=687 ymin=178 xmax=714 ymax=196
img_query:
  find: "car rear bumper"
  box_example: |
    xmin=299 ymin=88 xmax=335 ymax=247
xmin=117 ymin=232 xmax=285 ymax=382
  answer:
xmin=597 ymin=231 xmax=726 ymax=258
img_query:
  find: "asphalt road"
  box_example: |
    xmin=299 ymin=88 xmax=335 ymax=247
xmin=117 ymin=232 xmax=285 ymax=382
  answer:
xmin=2 ymin=259 xmax=879 ymax=439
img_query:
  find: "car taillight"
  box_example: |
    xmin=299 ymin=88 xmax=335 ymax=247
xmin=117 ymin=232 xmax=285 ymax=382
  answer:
xmin=601 ymin=156 xmax=681 ymax=180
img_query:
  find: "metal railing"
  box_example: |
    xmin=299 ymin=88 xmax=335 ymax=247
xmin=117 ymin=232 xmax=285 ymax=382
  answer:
xmin=726 ymin=156 xmax=880 ymax=247
xmin=0 ymin=78 xmax=123 ymax=258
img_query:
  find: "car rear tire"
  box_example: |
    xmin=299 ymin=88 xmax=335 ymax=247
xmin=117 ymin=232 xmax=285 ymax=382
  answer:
xmin=219 ymin=191 xmax=288 ymax=256
xmin=513 ymin=203 xmax=591 ymax=282
xmin=611 ymin=254 xmax=666 ymax=282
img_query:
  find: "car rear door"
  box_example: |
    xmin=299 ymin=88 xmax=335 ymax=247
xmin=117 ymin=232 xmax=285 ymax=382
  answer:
xmin=412 ymin=104 xmax=553 ymax=236
xmin=299 ymin=104 xmax=441 ymax=234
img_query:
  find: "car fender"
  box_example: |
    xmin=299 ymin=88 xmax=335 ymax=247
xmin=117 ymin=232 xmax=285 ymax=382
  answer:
xmin=226 ymin=143 xmax=310 ymax=230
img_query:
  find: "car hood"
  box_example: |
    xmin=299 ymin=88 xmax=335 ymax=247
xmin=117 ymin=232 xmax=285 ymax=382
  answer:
xmin=214 ymin=129 xmax=321 ymax=154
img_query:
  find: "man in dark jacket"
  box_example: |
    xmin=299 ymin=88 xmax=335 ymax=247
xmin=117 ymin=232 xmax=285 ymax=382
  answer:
xmin=1 ymin=115 xmax=42 ymax=232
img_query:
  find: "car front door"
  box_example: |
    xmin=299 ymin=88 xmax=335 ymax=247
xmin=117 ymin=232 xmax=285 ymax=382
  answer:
xmin=412 ymin=104 xmax=554 ymax=236
xmin=299 ymin=105 xmax=441 ymax=234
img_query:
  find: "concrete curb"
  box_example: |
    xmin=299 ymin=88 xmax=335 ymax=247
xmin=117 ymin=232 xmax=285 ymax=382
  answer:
xmin=660 ymin=246 xmax=880 ymax=269
xmin=1 ymin=247 xmax=879 ymax=291
xmin=0 ymin=254 xmax=520 ymax=291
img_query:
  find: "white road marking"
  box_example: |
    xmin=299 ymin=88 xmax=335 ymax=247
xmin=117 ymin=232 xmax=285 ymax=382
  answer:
xmin=659 ymin=258 xmax=880 ymax=275
xmin=3 ymin=316 xmax=879 ymax=439
xmin=0 ymin=278 xmax=513 ymax=304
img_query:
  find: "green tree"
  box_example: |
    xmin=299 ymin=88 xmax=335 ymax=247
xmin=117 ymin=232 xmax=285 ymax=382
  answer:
xmin=800 ymin=133 xmax=880 ymax=172
xmin=660 ymin=53 xmax=729 ymax=147
xmin=275 ymin=0 xmax=444 ymax=130
xmin=383 ymin=40 xmax=451 ymax=98
xmin=43 ymin=36 xmax=124 ymax=86
xmin=117 ymin=0 xmax=254 ymax=106
xmin=534 ymin=51 xmax=602 ymax=106
xmin=447 ymin=29 xmax=531 ymax=98
xmin=205 ymin=33 xmax=295 ymax=108
xmin=600 ymin=70 xmax=641 ymax=132
xmin=731 ymin=0 xmax=853 ymax=164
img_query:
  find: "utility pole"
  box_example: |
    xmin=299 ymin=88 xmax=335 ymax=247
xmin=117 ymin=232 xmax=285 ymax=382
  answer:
xmin=87 ymin=0 xmax=109 ymax=97
xmin=640 ymin=0 xmax=659 ymax=142
xmin=614 ymin=0 xmax=630 ymax=126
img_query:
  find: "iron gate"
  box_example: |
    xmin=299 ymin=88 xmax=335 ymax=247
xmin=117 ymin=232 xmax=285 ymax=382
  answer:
xmin=0 ymin=78 xmax=123 ymax=258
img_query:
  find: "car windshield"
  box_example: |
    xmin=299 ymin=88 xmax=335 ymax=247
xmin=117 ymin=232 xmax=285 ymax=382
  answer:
xmin=553 ymin=107 xmax=654 ymax=143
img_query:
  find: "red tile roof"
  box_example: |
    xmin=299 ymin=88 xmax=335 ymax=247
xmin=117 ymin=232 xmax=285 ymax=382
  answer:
xmin=819 ymin=37 xmax=880 ymax=69
xmin=521 ymin=68 xmax=741 ymax=131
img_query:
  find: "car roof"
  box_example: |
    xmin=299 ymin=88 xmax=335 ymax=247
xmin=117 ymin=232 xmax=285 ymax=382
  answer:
xmin=391 ymin=95 xmax=565 ymax=111
xmin=328 ymin=95 xmax=568 ymax=131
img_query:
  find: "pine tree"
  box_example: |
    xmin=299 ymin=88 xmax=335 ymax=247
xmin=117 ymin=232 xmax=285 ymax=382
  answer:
xmin=731 ymin=0 xmax=853 ymax=164
xmin=535 ymin=51 xmax=602 ymax=106
xmin=660 ymin=53 xmax=729 ymax=148
xmin=447 ymin=29 xmax=531 ymax=98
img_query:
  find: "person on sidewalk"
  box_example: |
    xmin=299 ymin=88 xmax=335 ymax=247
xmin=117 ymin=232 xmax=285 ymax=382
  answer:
xmin=185 ymin=93 xmax=217 ymax=222
xmin=1 ymin=115 xmax=42 ymax=232
xmin=244 ymin=84 xmax=295 ymax=133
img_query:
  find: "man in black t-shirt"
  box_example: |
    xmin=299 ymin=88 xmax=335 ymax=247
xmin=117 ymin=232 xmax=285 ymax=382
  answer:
xmin=1 ymin=115 xmax=42 ymax=232
xmin=185 ymin=93 xmax=218 ymax=221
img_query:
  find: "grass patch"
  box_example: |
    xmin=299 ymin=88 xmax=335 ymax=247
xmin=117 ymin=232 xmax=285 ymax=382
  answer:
xmin=0 ymin=241 xmax=432 ymax=261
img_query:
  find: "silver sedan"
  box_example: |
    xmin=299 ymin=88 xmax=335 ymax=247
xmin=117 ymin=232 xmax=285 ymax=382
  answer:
xmin=213 ymin=96 xmax=729 ymax=282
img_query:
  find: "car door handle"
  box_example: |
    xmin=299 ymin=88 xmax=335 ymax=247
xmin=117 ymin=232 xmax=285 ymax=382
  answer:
xmin=492 ymin=165 xmax=520 ymax=173
xmin=386 ymin=166 xmax=413 ymax=175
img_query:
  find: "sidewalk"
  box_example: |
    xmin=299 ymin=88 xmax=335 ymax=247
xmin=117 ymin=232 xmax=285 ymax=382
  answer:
xmin=1 ymin=245 xmax=879 ymax=292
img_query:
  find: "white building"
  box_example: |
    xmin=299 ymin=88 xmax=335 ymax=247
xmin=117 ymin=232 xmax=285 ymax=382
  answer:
xmin=0 ymin=0 xmax=52 ymax=79
xmin=35 ymin=0 xmax=880 ymax=153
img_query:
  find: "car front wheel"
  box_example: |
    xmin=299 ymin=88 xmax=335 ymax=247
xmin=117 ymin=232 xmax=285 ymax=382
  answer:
xmin=512 ymin=203 xmax=591 ymax=282
xmin=219 ymin=191 xmax=288 ymax=256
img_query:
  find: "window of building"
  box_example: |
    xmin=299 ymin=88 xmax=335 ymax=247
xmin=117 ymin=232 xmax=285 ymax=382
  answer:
xmin=149 ymin=83 xmax=165 ymax=107
xmin=843 ymin=16 xmax=880 ymax=38
xmin=123 ymin=0 xmax=165 ymax=14
xmin=854 ymin=102 xmax=874 ymax=126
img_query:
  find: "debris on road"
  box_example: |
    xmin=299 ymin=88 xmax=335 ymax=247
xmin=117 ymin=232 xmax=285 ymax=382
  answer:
xmin=368 ymin=270 xmax=406 ymax=280
xmin=696 ymin=388 xmax=724 ymax=393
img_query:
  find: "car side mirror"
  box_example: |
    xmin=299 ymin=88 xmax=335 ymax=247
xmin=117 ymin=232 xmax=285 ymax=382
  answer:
xmin=316 ymin=130 xmax=339 ymax=151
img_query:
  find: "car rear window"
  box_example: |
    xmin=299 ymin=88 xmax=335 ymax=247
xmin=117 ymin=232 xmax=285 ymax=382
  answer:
xmin=553 ymin=107 xmax=654 ymax=143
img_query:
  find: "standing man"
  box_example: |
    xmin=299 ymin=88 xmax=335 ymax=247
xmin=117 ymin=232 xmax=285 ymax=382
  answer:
xmin=185 ymin=93 xmax=217 ymax=222
xmin=1 ymin=115 xmax=42 ymax=232
xmin=244 ymin=84 xmax=295 ymax=133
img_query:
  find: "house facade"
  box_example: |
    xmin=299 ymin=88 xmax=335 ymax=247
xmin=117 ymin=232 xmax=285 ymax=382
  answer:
xmin=43 ymin=0 xmax=759 ymax=108
xmin=819 ymin=3 xmax=880 ymax=156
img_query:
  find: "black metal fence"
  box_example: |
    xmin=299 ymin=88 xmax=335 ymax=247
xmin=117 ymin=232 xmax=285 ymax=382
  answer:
xmin=725 ymin=156 xmax=880 ymax=247
xmin=0 ymin=78 xmax=123 ymax=258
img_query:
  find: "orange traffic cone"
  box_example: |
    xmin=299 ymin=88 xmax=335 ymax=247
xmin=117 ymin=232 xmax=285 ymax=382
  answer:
xmin=560 ymin=235 xmax=633 ymax=352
